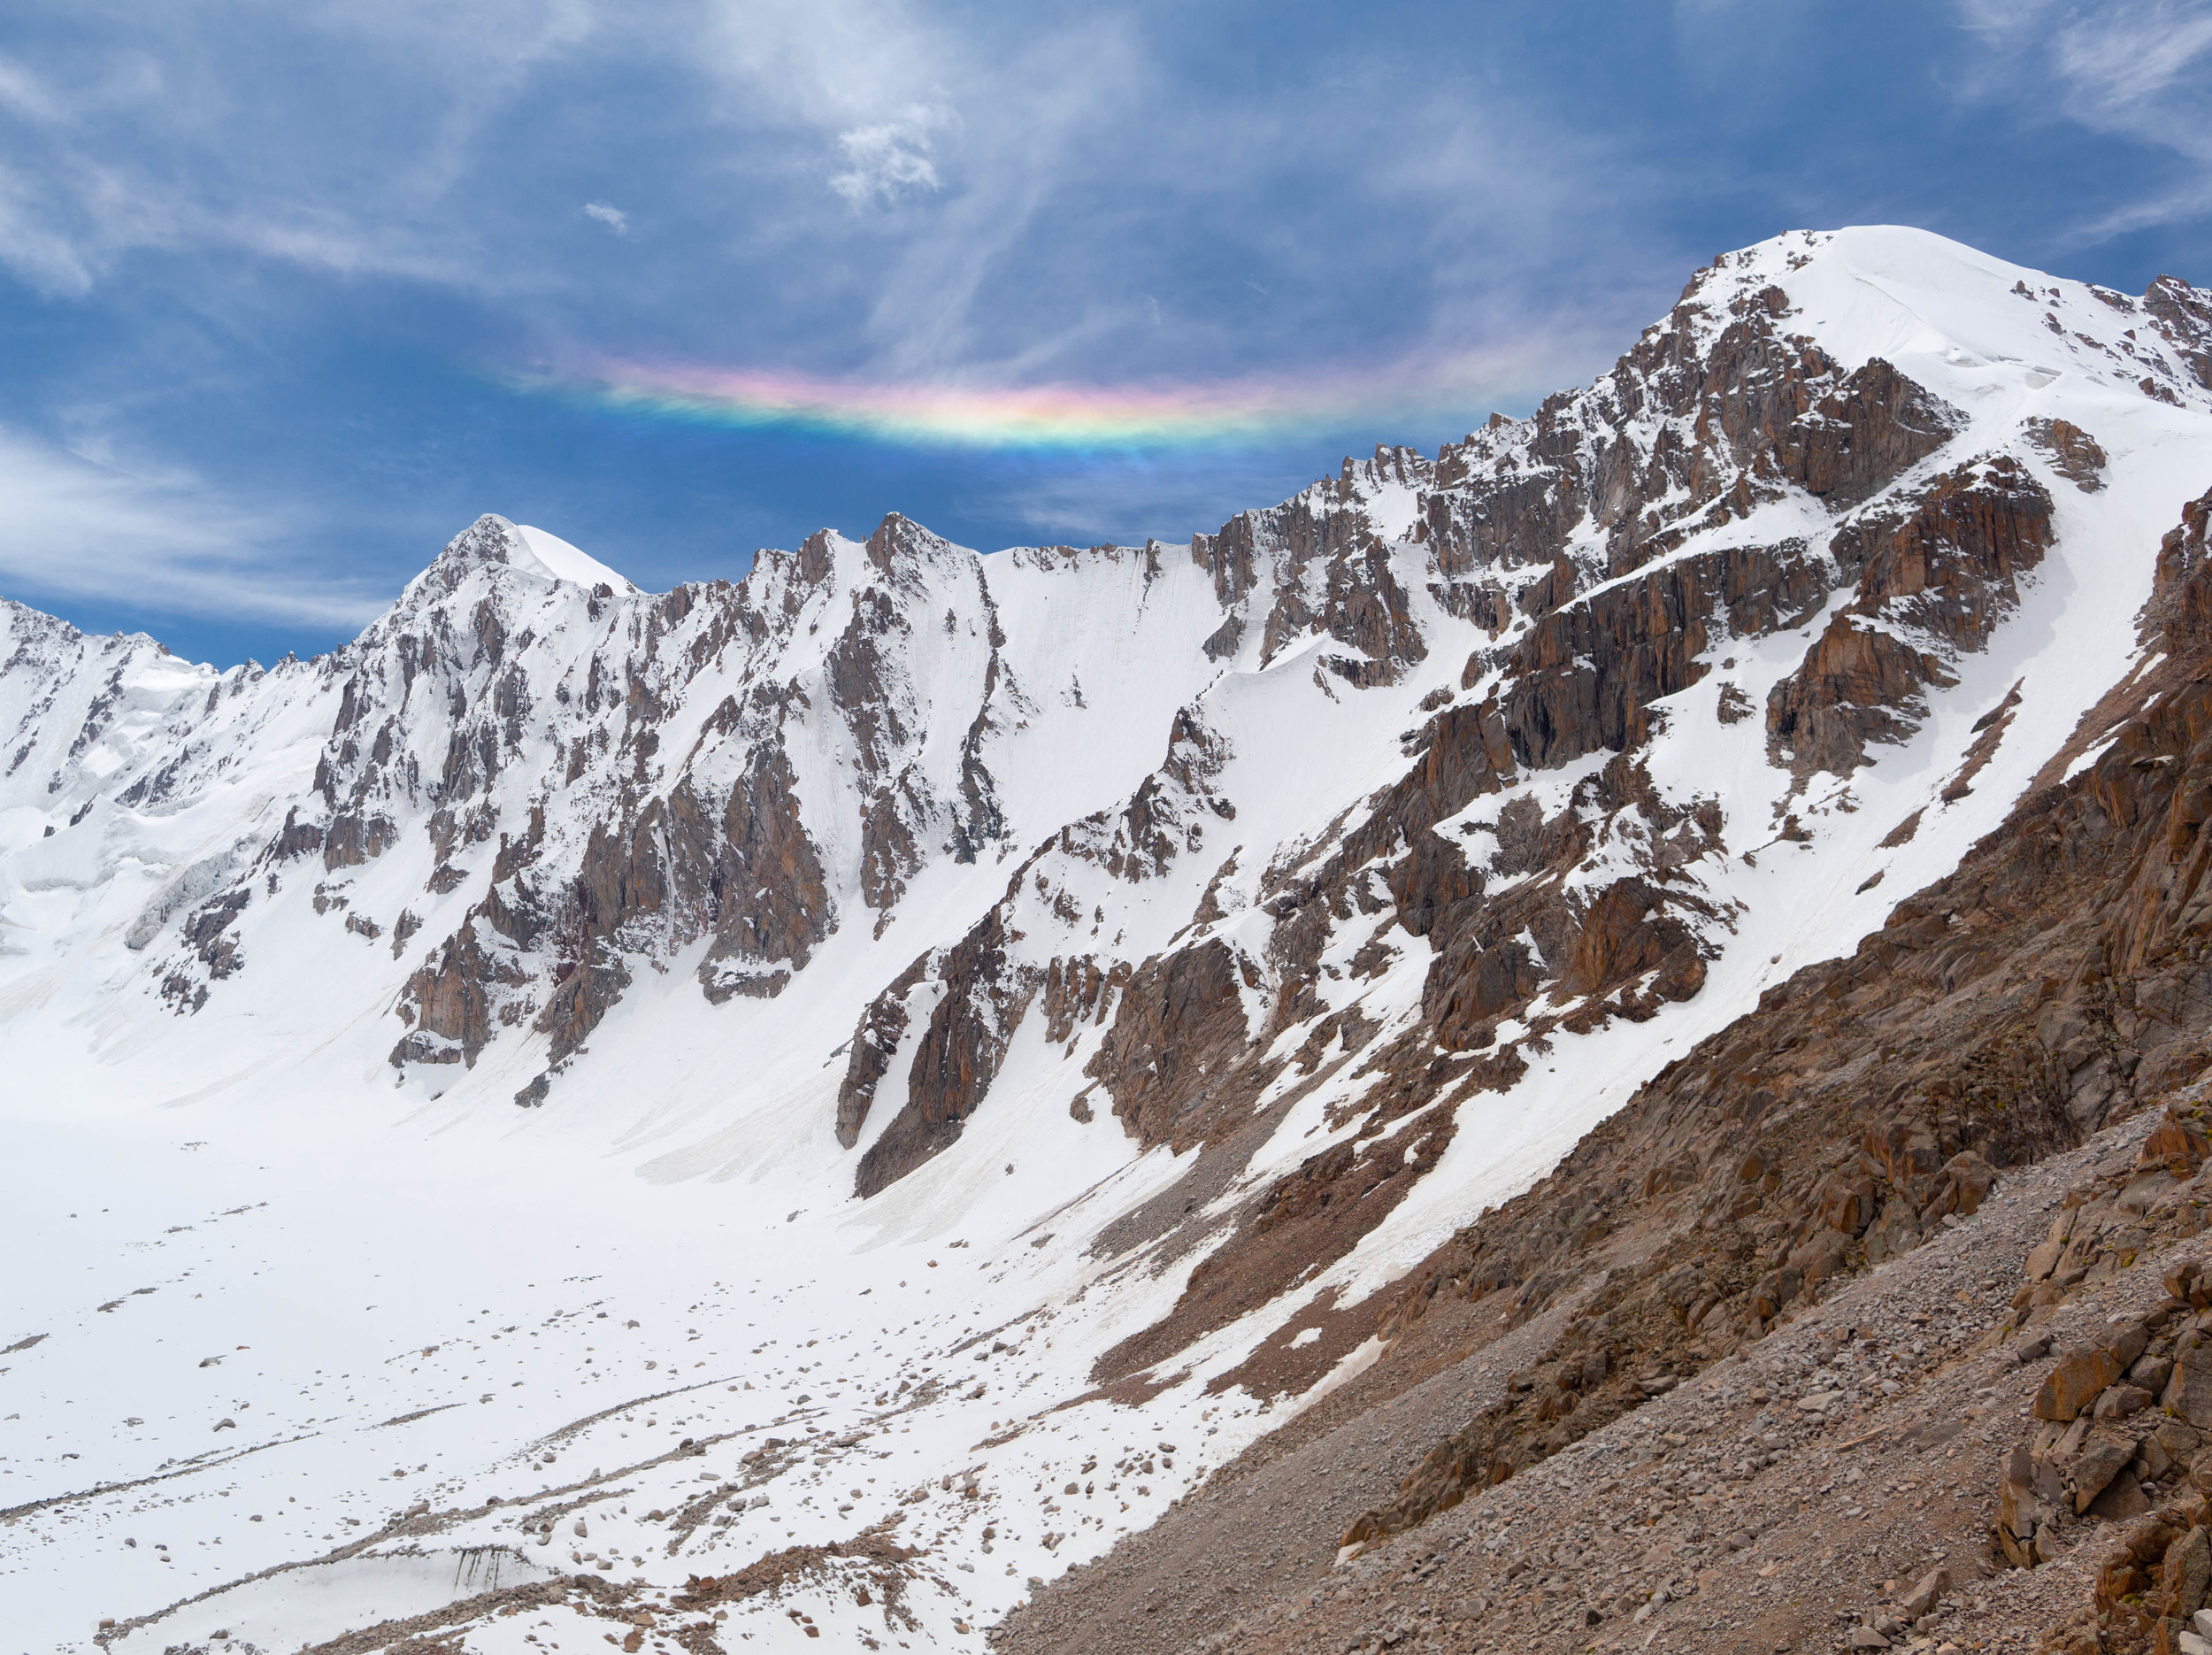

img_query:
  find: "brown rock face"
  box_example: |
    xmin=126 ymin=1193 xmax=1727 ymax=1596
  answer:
xmin=1090 ymin=939 xmax=1260 ymax=1154
xmin=1419 ymin=264 xmax=1962 ymax=589
xmin=2163 ymin=1339 xmax=2212 ymax=1430
xmin=1416 ymin=757 xmax=1723 ymax=1051
xmin=836 ymin=693 xmax=1244 ymax=1194
xmin=2025 ymin=417 xmax=2109 ymax=492
xmin=2165 ymin=1524 xmax=2212 ymax=1621
xmin=392 ymin=918 xmax=517 ymax=1067
xmin=1778 ymin=357 xmax=1966 ymax=506
xmin=395 ymin=746 xmax=837 ymax=1075
xmin=1494 ymin=543 xmax=1825 ymax=771
xmin=319 ymin=506 xmax=1064 ymax=1087
xmin=2144 ymin=273 xmax=2212 ymax=394
xmin=694 ymin=747 xmax=835 ymax=1004
xmin=2074 ymin=1429 xmax=2139 ymax=1508
xmin=1768 ymin=456 xmax=2055 ymax=777
xmin=853 ymin=906 xmax=1038 ymax=1200
xmin=2039 ymin=1350 xmax=2127 ymax=1423
xmin=833 ymin=956 xmax=928 ymax=1151
xmin=322 ymin=810 xmax=396 ymax=872
xmin=1195 ymin=450 xmax=1432 ymax=682
xmin=2147 ymin=488 xmax=2212 ymax=654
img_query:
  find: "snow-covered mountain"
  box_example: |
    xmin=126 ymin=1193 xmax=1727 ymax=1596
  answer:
xmin=4 ymin=227 xmax=2210 ymax=1655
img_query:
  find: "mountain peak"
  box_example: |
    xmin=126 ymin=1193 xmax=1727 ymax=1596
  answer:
xmin=864 ymin=510 xmax=963 ymax=576
xmin=422 ymin=512 xmax=639 ymax=597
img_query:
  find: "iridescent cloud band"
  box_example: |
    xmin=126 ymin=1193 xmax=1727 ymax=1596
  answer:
xmin=506 ymin=355 xmax=1521 ymax=451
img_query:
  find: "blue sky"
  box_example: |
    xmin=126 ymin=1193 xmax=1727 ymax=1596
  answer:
xmin=3 ymin=0 xmax=2210 ymax=666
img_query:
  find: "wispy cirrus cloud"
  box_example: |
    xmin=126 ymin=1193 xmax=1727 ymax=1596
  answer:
xmin=1955 ymin=0 xmax=2212 ymax=239
xmin=0 ymin=2 xmax=602 ymax=298
xmin=0 ymin=425 xmax=383 ymax=630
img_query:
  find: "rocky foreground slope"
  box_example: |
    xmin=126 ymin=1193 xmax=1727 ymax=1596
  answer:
xmin=4 ymin=227 xmax=2212 ymax=1653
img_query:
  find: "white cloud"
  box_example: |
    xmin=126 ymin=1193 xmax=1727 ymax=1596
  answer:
xmin=1956 ymin=0 xmax=2212 ymax=237
xmin=0 ymin=426 xmax=387 ymax=633
xmin=688 ymin=1 xmax=964 ymax=211
xmin=829 ymin=111 xmax=946 ymax=205
xmin=0 ymin=5 xmax=606 ymax=300
xmin=583 ymin=200 xmax=628 ymax=233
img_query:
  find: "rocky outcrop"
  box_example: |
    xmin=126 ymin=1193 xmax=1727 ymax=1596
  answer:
xmin=1415 ymin=264 xmax=1963 ymax=592
xmin=1057 ymin=323 xmax=1991 ymax=1223
xmin=1494 ymin=542 xmax=1824 ymax=767
xmin=853 ymin=905 xmax=1040 ymax=1200
xmin=834 ymin=957 xmax=930 ymax=1151
xmin=2145 ymin=273 xmax=2212 ymax=396
xmin=694 ymin=747 xmax=835 ymax=1003
xmin=1965 ymin=1135 xmax=2212 ymax=1654
xmin=1193 ymin=450 xmax=1432 ymax=683
xmin=2148 ymin=487 xmax=2212 ymax=653
xmin=1069 ymin=708 xmax=1236 ymax=887
xmin=2026 ymin=417 xmax=2109 ymax=492
xmin=1087 ymin=938 xmax=1263 ymax=1154
xmin=1769 ymin=456 xmax=2055 ymax=777
xmin=392 ymin=913 xmax=526 ymax=1067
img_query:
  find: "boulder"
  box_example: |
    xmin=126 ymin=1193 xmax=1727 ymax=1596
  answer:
xmin=1929 ymin=1151 xmax=1995 ymax=1218
xmin=1748 ymin=1267 xmax=1801 ymax=1320
xmin=2057 ymin=1415 xmax=2096 ymax=1462
xmin=2105 ymin=1318 xmax=2154 ymax=1370
xmin=2142 ymin=1436 xmax=2176 ymax=1483
xmin=2101 ymin=1564 xmax=2152 ymax=1634
xmin=2097 ymin=1384 xmax=2155 ymax=1422
xmin=2078 ymin=1431 xmax=2139 ymax=1513
xmin=2091 ymin=1469 xmax=2150 ymax=1521
xmin=2169 ymin=1527 xmax=2212 ymax=1621
xmin=1899 ymin=1566 xmax=1949 ymax=1620
xmin=2142 ymin=1111 xmax=2212 ymax=1178
xmin=2024 ymin=1238 xmax=2066 ymax=1281
xmin=1792 ymin=1229 xmax=1849 ymax=1290
xmin=2167 ymin=1339 xmax=2212 ymax=1428
xmin=2039 ymin=1348 xmax=2125 ymax=1421
xmin=2160 ymin=1420 xmax=2205 ymax=1462
xmin=2001 ymin=1444 xmax=2059 ymax=1565
xmin=2132 ymin=1517 xmax=2185 ymax=1566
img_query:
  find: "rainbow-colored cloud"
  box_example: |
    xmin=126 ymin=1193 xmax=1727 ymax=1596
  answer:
xmin=507 ymin=355 xmax=1512 ymax=452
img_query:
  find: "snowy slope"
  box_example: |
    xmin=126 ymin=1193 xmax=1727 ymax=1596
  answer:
xmin=1 ymin=227 xmax=2209 ymax=1655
